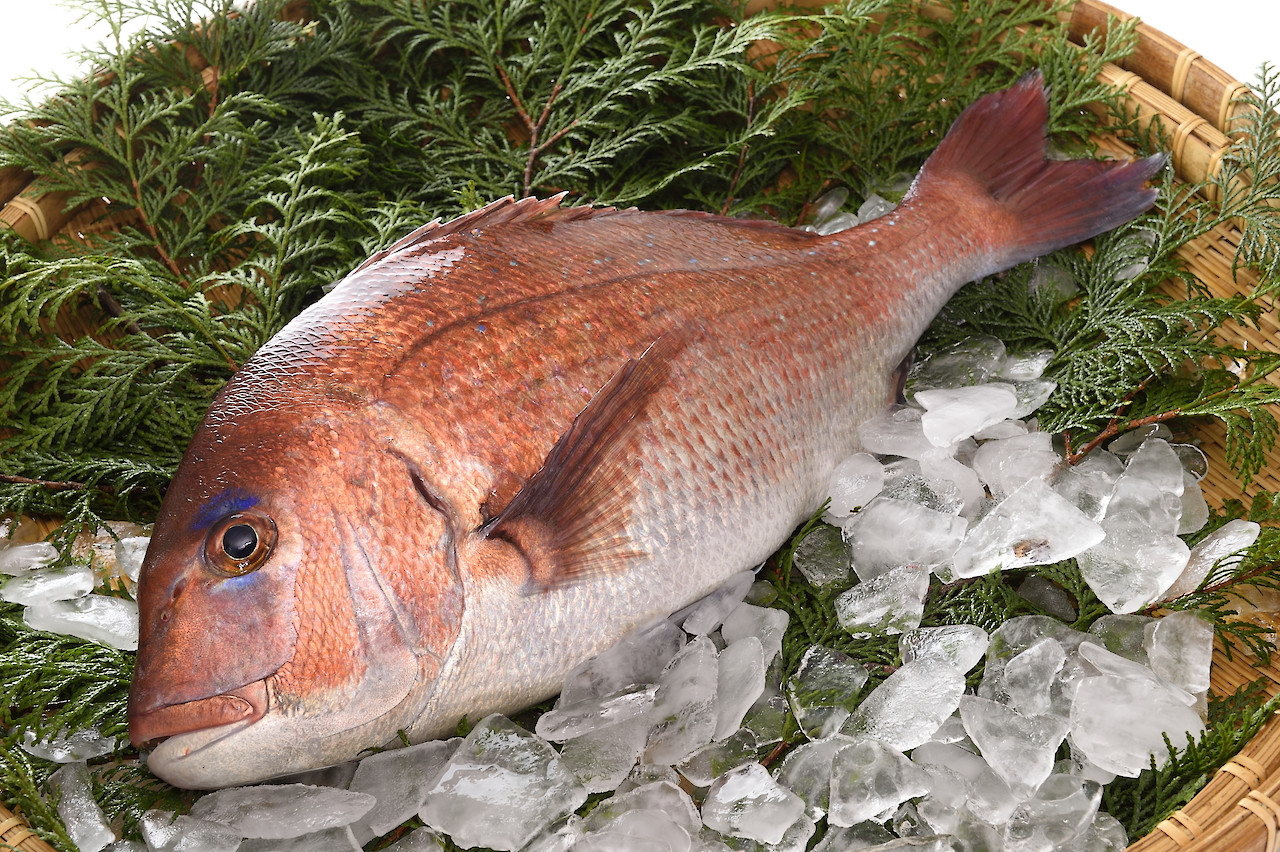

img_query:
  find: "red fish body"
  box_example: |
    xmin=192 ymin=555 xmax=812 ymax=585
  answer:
xmin=128 ymin=75 xmax=1163 ymax=788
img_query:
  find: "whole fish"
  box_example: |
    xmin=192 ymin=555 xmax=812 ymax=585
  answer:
xmin=128 ymin=74 xmax=1163 ymax=788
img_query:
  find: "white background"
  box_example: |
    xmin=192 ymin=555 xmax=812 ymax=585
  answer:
xmin=0 ymin=1 xmax=1275 ymax=115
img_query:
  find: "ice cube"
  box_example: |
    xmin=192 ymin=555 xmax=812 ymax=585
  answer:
xmin=858 ymin=193 xmax=897 ymax=223
xmin=909 ymin=337 xmax=1007 ymax=394
xmin=816 ymin=212 xmax=860 ymax=235
xmin=981 ymin=617 xmax=1097 ymax=723
xmin=1003 ymin=774 xmax=1101 ymax=852
xmin=971 ymin=431 xmax=1059 ymax=500
xmin=419 ymin=715 xmax=587 ymax=851
xmin=843 ymin=659 xmax=966 ymax=751
xmin=918 ymin=450 xmax=984 ymax=519
xmin=560 ymin=619 xmax=686 ymax=705
xmin=1077 ymin=513 xmax=1190 ymax=613
xmin=49 ymin=762 xmax=115 ymax=852
xmin=1008 ymin=379 xmax=1057 ymax=419
xmin=739 ymin=658 xmax=789 ymax=747
xmin=1088 ymin=614 xmax=1153 ymax=664
xmin=1178 ymin=472 xmax=1209 ymax=535
xmin=790 ymin=525 xmax=853 ymax=589
xmin=1053 ymin=450 xmax=1124 ymax=522
xmin=786 ymin=645 xmax=870 ymax=739
xmin=825 ymin=453 xmax=886 ymax=522
xmin=140 ymin=809 xmax=242 ymax=852
xmin=999 ymin=638 xmax=1066 ymax=717
xmin=1118 ymin=439 xmax=1185 ymax=499
xmin=644 ymin=636 xmax=719 ymax=765
xmin=719 ymin=604 xmax=788 ymax=664
xmin=536 ymin=684 xmax=658 ymax=742
xmin=916 ymin=383 xmax=1019 ymax=447
xmin=808 ymin=187 xmax=849 ymax=223
xmin=774 ymin=734 xmax=860 ymax=820
xmin=114 ymin=536 xmax=150 ymax=583
xmin=1068 ymin=675 xmax=1204 ymax=777
xmin=23 ymin=594 xmax=139 ymax=650
xmin=349 ymin=738 xmax=458 ymax=838
xmin=1075 ymin=812 xmax=1128 ymax=851
xmin=678 ymin=571 xmax=757 ymax=636
xmin=584 ymin=780 xmax=700 ymax=836
xmin=746 ymin=580 xmax=778 ymax=607
xmin=828 ymin=738 xmax=932 ymax=827
xmin=857 ymin=407 xmax=935 ymax=459
xmin=844 ymin=498 xmax=966 ymax=582
xmin=999 ymin=349 xmax=1054 ymax=382
xmin=559 ymin=716 xmax=650 ymax=793
xmin=951 ymin=478 xmax=1104 ymax=578
xmin=676 ymin=729 xmax=759 ymax=788
xmin=1076 ymin=641 xmax=1176 ymax=687
xmin=20 ymin=726 xmax=116 ymax=763
xmin=1 ymin=563 xmax=94 ymax=605
xmin=0 ymin=540 xmax=57 ymax=575
xmin=715 ymin=636 xmax=767 ymax=740
xmin=190 ymin=784 xmax=374 ymax=840
xmin=898 ymin=625 xmax=988 ymax=674
xmin=834 ymin=566 xmax=930 ymax=638
xmin=911 ymin=740 xmax=1020 ymax=826
xmin=880 ymin=463 xmax=965 ymax=514
xmin=1144 ymin=610 xmax=1213 ymax=696
xmin=700 ymin=762 xmax=804 ymax=845
xmin=959 ymin=695 xmax=1070 ymax=795
xmin=1162 ymin=518 xmax=1260 ymax=601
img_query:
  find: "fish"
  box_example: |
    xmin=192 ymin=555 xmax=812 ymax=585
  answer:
xmin=127 ymin=73 xmax=1164 ymax=789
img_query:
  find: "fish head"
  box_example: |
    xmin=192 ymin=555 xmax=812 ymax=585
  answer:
xmin=128 ymin=401 xmax=465 ymax=788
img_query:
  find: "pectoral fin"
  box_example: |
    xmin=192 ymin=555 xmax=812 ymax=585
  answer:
xmin=482 ymin=332 xmax=690 ymax=593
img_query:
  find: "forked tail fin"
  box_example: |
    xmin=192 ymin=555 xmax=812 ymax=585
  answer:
xmin=906 ymin=71 xmax=1165 ymax=269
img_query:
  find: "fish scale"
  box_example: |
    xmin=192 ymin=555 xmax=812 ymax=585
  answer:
xmin=127 ymin=74 xmax=1165 ymax=788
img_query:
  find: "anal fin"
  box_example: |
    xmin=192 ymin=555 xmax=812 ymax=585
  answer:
xmin=481 ymin=331 xmax=691 ymax=593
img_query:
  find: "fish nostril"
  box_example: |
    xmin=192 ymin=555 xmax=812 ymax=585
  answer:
xmin=159 ymin=577 xmax=187 ymax=623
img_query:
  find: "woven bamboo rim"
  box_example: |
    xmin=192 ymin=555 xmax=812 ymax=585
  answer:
xmin=0 ymin=803 xmax=55 ymax=852
xmin=0 ymin=2 xmax=1276 ymax=850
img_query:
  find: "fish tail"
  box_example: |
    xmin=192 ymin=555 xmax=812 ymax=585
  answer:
xmin=907 ymin=71 xmax=1165 ymax=270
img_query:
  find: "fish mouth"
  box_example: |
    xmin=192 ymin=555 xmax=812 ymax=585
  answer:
xmin=129 ymin=680 xmax=269 ymax=748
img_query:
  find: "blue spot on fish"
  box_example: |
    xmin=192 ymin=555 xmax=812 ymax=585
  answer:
xmin=192 ymin=489 xmax=257 ymax=532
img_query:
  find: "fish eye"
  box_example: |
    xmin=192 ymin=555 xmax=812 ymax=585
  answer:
xmin=205 ymin=513 xmax=277 ymax=576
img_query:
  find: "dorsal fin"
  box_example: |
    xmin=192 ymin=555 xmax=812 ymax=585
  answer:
xmin=352 ymin=194 xmax=816 ymax=277
xmin=353 ymin=193 xmax=613 ymax=274
xmin=480 ymin=330 xmax=692 ymax=593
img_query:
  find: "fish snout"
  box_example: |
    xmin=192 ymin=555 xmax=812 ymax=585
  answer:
xmin=128 ymin=679 xmax=269 ymax=748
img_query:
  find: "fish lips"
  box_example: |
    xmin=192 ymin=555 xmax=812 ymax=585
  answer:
xmin=128 ymin=679 xmax=269 ymax=749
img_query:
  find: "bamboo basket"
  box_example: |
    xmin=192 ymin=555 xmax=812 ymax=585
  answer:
xmin=0 ymin=1 xmax=1277 ymax=850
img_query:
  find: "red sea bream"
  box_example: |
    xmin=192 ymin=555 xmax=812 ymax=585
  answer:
xmin=128 ymin=74 xmax=1164 ymax=788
